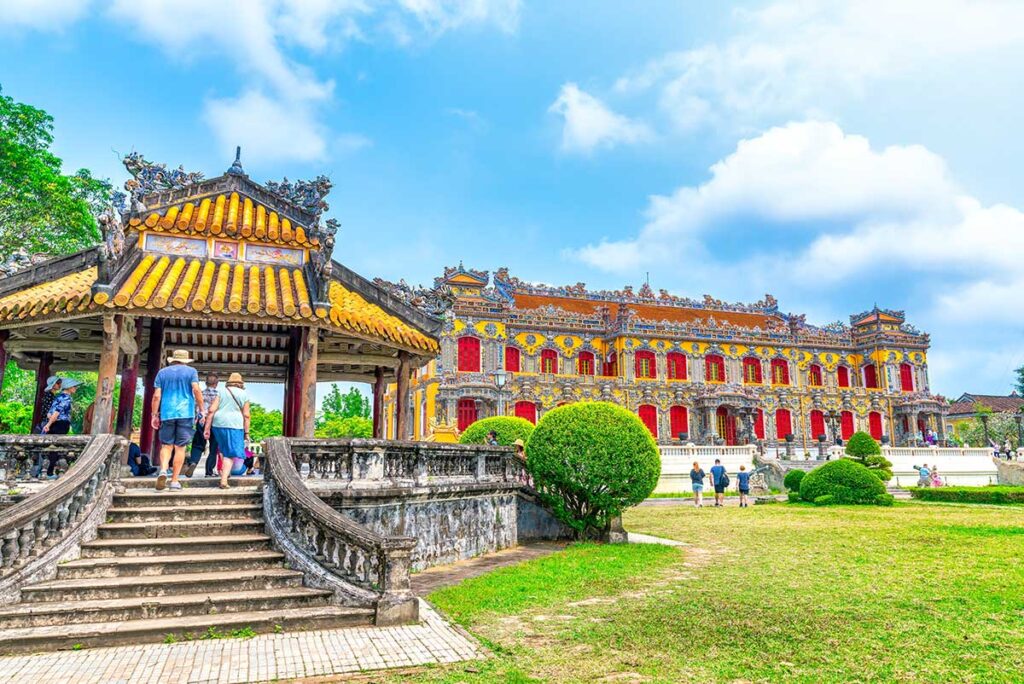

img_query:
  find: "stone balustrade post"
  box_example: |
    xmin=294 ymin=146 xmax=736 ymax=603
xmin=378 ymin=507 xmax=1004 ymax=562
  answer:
xmin=475 ymin=451 xmax=487 ymax=482
xmin=414 ymin=448 xmax=429 ymax=487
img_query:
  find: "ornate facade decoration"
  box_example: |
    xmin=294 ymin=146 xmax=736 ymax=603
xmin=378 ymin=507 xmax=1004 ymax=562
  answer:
xmin=265 ymin=176 xmax=333 ymax=217
xmin=122 ymin=152 xmax=205 ymax=203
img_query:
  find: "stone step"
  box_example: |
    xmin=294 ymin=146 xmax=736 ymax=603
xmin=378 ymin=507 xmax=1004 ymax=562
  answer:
xmin=106 ymin=503 xmax=263 ymax=523
xmin=96 ymin=518 xmax=264 ymax=540
xmin=21 ymin=568 xmax=303 ymax=603
xmin=112 ymin=487 xmax=262 ymax=508
xmin=57 ymin=550 xmax=285 ymax=580
xmin=80 ymin=534 xmax=273 ymax=558
xmin=0 ymin=587 xmax=334 ymax=629
xmin=120 ymin=477 xmax=264 ymax=489
xmin=0 ymin=604 xmax=375 ymax=655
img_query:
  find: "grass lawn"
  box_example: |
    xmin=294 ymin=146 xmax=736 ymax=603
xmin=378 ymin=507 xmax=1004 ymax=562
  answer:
xmin=400 ymin=502 xmax=1024 ymax=683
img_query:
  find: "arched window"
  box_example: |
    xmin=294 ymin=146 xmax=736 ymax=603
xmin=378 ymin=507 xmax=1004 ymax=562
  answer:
xmin=868 ymin=411 xmax=883 ymax=440
xmin=577 ymin=351 xmax=595 ymax=376
xmin=810 ymin=410 xmax=825 ymax=440
xmin=754 ymin=408 xmax=765 ymax=440
xmin=514 ymin=401 xmax=537 ymax=424
xmin=837 ymin=365 xmax=851 ymax=388
xmin=638 ymin=404 xmax=658 ymax=438
xmin=864 ymin=363 xmax=879 ymax=389
xmin=635 ymin=350 xmax=657 ymax=379
xmin=775 ymin=409 xmax=793 ymax=440
xmin=670 ymin=406 xmax=688 ymax=438
xmin=457 ymin=336 xmax=481 ymax=372
xmin=667 ymin=352 xmax=687 ymax=380
xmin=899 ymin=363 xmax=914 ymax=392
xmin=540 ymin=349 xmax=558 ymax=374
xmin=705 ymin=354 xmax=725 ymax=382
xmin=457 ymin=398 xmax=477 ymax=432
xmin=808 ymin=364 xmax=823 ymax=387
xmin=603 ymin=351 xmax=618 ymax=377
xmin=771 ymin=358 xmax=790 ymax=385
xmin=504 ymin=346 xmax=521 ymax=373
xmin=742 ymin=357 xmax=762 ymax=384
xmin=841 ymin=410 xmax=854 ymax=440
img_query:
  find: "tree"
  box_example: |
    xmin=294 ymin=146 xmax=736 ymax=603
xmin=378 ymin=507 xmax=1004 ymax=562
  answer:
xmin=315 ymin=416 xmax=372 ymax=439
xmin=318 ymin=384 xmax=370 ymax=428
xmin=249 ymin=403 xmax=283 ymax=443
xmin=0 ymin=86 xmax=110 ymax=258
xmin=844 ymin=431 xmax=893 ymax=481
xmin=1015 ymin=365 xmax=1024 ymax=396
xmin=956 ymin=413 xmax=1019 ymax=449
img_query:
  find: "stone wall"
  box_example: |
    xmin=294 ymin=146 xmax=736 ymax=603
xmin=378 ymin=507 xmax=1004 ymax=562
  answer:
xmin=996 ymin=459 xmax=1024 ymax=485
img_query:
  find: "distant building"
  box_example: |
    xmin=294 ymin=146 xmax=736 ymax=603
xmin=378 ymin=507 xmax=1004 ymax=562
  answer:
xmin=946 ymin=392 xmax=1024 ymax=434
xmin=383 ymin=265 xmax=948 ymax=446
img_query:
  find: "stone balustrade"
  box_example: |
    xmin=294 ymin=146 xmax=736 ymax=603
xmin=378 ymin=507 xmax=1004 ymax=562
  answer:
xmin=0 ymin=436 xmax=92 ymax=484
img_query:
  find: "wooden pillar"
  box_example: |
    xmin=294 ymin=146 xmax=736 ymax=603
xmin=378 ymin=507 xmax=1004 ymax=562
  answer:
xmin=0 ymin=330 xmax=9 ymax=399
xmin=395 ymin=351 xmax=411 ymax=441
xmin=115 ymin=318 xmax=142 ymax=439
xmin=92 ymin=314 xmax=122 ymax=435
xmin=297 ymin=327 xmax=318 ymax=438
xmin=139 ymin=318 xmax=165 ymax=457
xmin=31 ymin=352 xmax=53 ymax=429
xmin=372 ymin=366 xmax=385 ymax=439
xmin=284 ymin=327 xmax=303 ymax=437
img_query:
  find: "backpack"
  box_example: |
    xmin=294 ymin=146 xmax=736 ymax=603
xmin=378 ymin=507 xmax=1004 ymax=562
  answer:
xmin=720 ymin=472 xmax=730 ymax=488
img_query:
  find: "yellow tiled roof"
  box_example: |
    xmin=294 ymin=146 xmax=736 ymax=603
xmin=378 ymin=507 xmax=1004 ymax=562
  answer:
xmin=127 ymin=191 xmax=317 ymax=248
xmin=0 ymin=258 xmax=437 ymax=353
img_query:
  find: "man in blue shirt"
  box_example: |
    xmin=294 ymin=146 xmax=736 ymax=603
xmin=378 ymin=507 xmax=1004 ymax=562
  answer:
xmin=710 ymin=458 xmax=727 ymax=507
xmin=152 ymin=349 xmax=204 ymax=491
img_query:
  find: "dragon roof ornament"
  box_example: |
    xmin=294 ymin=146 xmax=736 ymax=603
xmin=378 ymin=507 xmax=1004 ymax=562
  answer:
xmin=264 ymin=175 xmax=333 ymax=217
xmin=122 ymin=152 xmax=205 ymax=206
xmin=374 ymin=278 xmax=455 ymax=318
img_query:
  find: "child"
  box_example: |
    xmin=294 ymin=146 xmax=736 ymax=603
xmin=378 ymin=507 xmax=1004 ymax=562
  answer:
xmin=737 ymin=464 xmax=752 ymax=508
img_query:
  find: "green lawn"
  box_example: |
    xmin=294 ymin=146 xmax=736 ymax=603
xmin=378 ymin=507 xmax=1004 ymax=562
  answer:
xmin=404 ymin=502 xmax=1024 ymax=683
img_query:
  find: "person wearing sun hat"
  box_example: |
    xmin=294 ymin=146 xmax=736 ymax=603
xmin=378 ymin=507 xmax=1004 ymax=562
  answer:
xmin=41 ymin=378 xmax=84 ymax=477
xmin=33 ymin=376 xmax=62 ymax=434
xmin=151 ymin=349 xmax=205 ymax=491
xmin=204 ymin=372 xmax=251 ymax=489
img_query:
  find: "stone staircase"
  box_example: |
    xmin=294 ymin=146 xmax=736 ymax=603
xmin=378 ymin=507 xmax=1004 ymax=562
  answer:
xmin=0 ymin=479 xmax=374 ymax=655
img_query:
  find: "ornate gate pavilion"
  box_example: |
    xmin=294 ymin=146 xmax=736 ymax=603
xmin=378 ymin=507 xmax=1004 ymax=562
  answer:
xmin=0 ymin=151 xmax=440 ymax=448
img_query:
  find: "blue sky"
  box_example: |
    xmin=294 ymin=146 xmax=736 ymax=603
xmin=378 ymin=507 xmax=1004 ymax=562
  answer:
xmin=2 ymin=0 xmax=1024 ymax=407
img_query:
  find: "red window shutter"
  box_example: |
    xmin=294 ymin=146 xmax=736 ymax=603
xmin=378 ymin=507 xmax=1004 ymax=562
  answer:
xmin=457 ymin=337 xmax=480 ymax=372
xmin=578 ymin=352 xmax=594 ymax=375
xmin=900 ymin=363 xmax=914 ymax=392
xmin=514 ymin=401 xmax=537 ymax=424
xmin=772 ymin=359 xmax=789 ymax=385
xmin=667 ymin=353 xmax=687 ymax=380
xmin=705 ymin=355 xmax=724 ymax=382
xmin=864 ymin=364 xmax=878 ymax=389
xmin=638 ymin=404 xmax=658 ymax=437
xmin=541 ymin=349 xmax=558 ymax=374
xmin=755 ymin=409 xmax=765 ymax=439
xmin=809 ymin=365 xmax=822 ymax=386
xmin=743 ymin=358 xmax=761 ymax=384
xmin=869 ymin=411 xmax=883 ymax=440
xmin=837 ymin=366 xmax=850 ymax=388
xmin=670 ymin=406 xmax=688 ymax=437
xmin=457 ymin=399 xmax=477 ymax=432
xmin=841 ymin=411 xmax=854 ymax=440
xmin=504 ymin=346 xmax=520 ymax=373
xmin=775 ymin=409 xmax=792 ymax=439
xmin=810 ymin=410 xmax=825 ymax=439
xmin=603 ymin=351 xmax=618 ymax=377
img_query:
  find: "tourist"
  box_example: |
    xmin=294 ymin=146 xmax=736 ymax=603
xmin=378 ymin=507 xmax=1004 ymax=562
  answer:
xmin=930 ymin=464 xmax=943 ymax=487
xmin=1003 ymin=439 xmax=1013 ymax=460
xmin=710 ymin=458 xmax=727 ymax=507
xmin=204 ymin=372 xmax=250 ymax=489
xmin=41 ymin=379 xmax=83 ymax=478
xmin=127 ymin=442 xmax=158 ymax=477
xmin=152 ymin=349 xmax=204 ymax=491
xmin=186 ymin=372 xmax=221 ymax=478
xmin=915 ymin=464 xmax=931 ymax=488
xmin=737 ymin=464 xmax=751 ymax=508
xmin=486 ymin=430 xmax=499 ymax=446
xmin=512 ymin=438 xmax=526 ymax=462
xmin=33 ymin=376 xmax=61 ymax=434
xmin=690 ymin=461 xmax=706 ymax=508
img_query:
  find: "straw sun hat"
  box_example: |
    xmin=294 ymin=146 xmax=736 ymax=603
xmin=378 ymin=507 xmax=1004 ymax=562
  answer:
xmin=167 ymin=349 xmax=194 ymax=364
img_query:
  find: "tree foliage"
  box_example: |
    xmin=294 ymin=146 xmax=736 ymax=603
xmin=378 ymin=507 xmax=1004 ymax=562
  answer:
xmin=459 ymin=416 xmax=535 ymax=445
xmin=1015 ymin=365 xmax=1024 ymax=397
xmin=844 ymin=431 xmax=893 ymax=481
xmin=955 ymin=412 xmax=1020 ymax=449
xmin=319 ymin=385 xmax=370 ymax=423
xmin=526 ymin=402 xmax=661 ymax=539
xmin=0 ymin=86 xmax=109 ymax=257
xmin=249 ymin=403 xmax=283 ymax=443
xmin=799 ymin=459 xmax=887 ymax=505
xmin=315 ymin=416 xmax=372 ymax=439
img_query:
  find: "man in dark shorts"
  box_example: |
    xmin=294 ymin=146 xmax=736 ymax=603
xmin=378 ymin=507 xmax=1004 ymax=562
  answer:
xmin=710 ymin=458 xmax=727 ymax=507
xmin=151 ymin=349 xmax=205 ymax=491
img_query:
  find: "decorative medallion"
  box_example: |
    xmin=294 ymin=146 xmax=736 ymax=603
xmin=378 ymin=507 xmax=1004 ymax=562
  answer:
xmin=212 ymin=240 xmax=239 ymax=260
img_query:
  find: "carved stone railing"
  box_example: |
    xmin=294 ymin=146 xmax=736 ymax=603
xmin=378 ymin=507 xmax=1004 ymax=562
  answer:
xmin=284 ymin=438 xmax=531 ymax=489
xmin=262 ymin=438 xmax=419 ymax=625
xmin=0 ymin=436 xmax=92 ymax=483
xmin=0 ymin=435 xmax=125 ymax=603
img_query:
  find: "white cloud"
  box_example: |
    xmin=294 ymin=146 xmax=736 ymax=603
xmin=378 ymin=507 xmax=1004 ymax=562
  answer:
xmin=335 ymin=132 xmax=374 ymax=152
xmin=203 ymin=90 xmax=327 ymax=164
xmin=614 ymin=0 xmax=1024 ymax=132
xmin=0 ymin=0 xmax=90 ymax=31
xmin=398 ymin=0 xmax=521 ymax=35
xmin=549 ymin=83 xmax=651 ymax=154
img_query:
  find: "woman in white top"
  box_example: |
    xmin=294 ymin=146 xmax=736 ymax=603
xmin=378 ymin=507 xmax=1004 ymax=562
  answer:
xmin=204 ymin=372 xmax=251 ymax=489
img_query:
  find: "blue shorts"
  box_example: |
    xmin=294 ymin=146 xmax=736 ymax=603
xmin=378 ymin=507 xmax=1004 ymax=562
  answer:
xmin=159 ymin=418 xmax=195 ymax=447
xmin=691 ymin=483 xmax=704 ymax=493
xmin=212 ymin=426 xmax=245 ymax=459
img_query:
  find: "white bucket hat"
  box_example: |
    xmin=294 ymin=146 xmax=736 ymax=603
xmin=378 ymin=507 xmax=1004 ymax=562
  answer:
xmin=167 ymin=349 xmax=194 ymax=364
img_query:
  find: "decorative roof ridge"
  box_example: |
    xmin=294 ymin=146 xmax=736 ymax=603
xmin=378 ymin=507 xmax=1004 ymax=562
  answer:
xmin=438 ymin=262 xmax=489 ymax=286
xmin=850 ymin=304 xmax=906 ymax=325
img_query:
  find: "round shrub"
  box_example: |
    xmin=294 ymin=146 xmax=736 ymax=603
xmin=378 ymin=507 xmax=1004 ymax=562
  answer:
xmin=799 ymin=459 xmax=886 ymax=505
xmin=526 ymin=402 xmax=661 ymax=539
xmin=787 ymin=491 xmax=803 ymax=504
xmin=813 ymin=494 xmax=835 ymax=506
xmin=783 ymin=469 xmax=806 ymax=492
xmin=459 ymin=416 xmax=535 ymax=446
xmin=844 ymin=431 xmax=893 ymax=481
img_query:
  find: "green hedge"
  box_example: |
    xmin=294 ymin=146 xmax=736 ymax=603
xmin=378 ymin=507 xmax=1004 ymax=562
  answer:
xmin=459 ymin=416 xmax=535 ymax=446
xmin=800 ymin=459 xmax=886 ymax=505
xmin=910 ymin=486 xmax=1024 ymax=505
xmin=783 ymin=469 xmax=805 ymax=492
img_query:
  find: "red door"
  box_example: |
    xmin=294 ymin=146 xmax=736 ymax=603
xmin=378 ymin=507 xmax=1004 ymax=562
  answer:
xmin=864 ymin=364 xmax=879 ymax=389
xmin=716 ymin=407 xmax=736 ymax=445
xmin=457 ymin=337 xmax=480 ymax=372
xmin=840 ymin=411 xmax=854 ymax=440
xmin=900 ymin=363 xmax=914 ymax=392
xmin=457 ymin=398 xmax=478 ymax=432
xmin=810 ymin=410 xmax=825 ymax=440
xmin=837 ymin=366 xmax=850 ymax=388
xmin=638 ymin=404 xmax=658 ymax=438
xmin=669 ymin=406 xmax=688 ymax=438
xmin=776 ymin=409 xmax=792 ymax=439
xmin=868 ymin=411 xmax=883 ymax=440
xmin=504 ymin=346 xmax=520 ymax=373
xmin=514 ymin=401 xmax=537 ymax=424
xmin=755 ymin=409 xmax=765 ymax=440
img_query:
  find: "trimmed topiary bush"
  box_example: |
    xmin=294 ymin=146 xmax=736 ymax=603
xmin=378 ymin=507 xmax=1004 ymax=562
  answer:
xmin=844 ymin=431 xmax=893 ymax=481
xmin=910 ymin=486 xmax=1024 ymax=504
xmin=526 ymin=402 xmax=661 ymax=539
xmin=874 ymin=493 xmax=895 ymax=507
xmin=813 ymin=494 xmax=835 ymax=506
xmin=787 ymin=491 xmax=803 ymax=503
xmin=459 ymin=416 xmax=535 ymax=446
xmin=799 ymin=459 xmax=886 ymax=505
xmin=783 ymin=469 xmax=806 ymax=492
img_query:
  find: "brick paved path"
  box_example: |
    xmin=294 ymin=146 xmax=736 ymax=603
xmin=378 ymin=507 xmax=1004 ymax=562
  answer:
xmin=0 ymin=600 xmax=482 ymax=684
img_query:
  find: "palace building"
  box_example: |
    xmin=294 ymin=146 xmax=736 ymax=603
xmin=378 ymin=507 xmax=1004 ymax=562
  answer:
xmin=382 ymin=265 xmax=948 ymax=448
